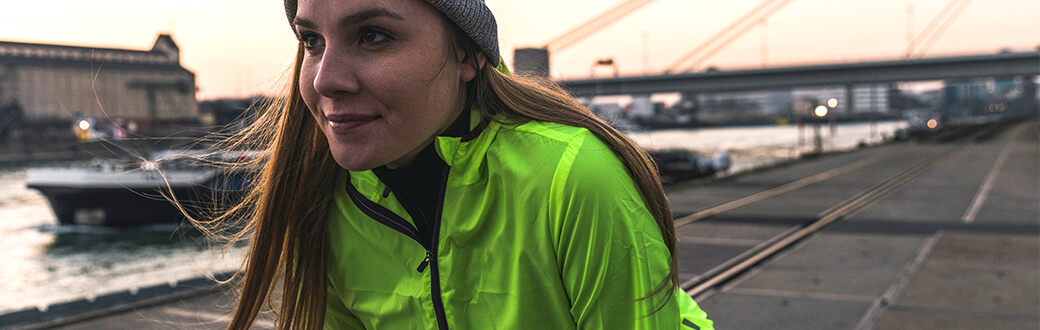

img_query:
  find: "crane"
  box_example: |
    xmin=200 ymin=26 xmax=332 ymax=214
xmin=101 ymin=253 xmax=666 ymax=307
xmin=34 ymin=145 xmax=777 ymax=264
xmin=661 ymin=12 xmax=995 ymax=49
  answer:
xmin=515 ymin=0 xmax=794 ymax=76
xmin=663 ymin=0 xmax=793 ymax=74
xmin=545 ymin=0 xmax=656 ymax=53
xmin=514 ymin=0 xmax=657 ymax=76
xmin=907 ymin=0 xmax=973 ymax=59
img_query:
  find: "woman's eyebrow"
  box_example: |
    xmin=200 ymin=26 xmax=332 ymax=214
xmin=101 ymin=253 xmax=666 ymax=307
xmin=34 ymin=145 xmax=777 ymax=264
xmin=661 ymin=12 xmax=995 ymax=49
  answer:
xmin=294 ymin=8 xmax=405 ymax=30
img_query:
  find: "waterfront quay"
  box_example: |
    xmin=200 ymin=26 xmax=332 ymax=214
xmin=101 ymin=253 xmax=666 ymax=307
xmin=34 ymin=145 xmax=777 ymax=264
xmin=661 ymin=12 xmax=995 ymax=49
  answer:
xmin=674 ymin=118 xmax=1038 ymax=329
xmin=6 ymin=118 xmax=1037 ymax=329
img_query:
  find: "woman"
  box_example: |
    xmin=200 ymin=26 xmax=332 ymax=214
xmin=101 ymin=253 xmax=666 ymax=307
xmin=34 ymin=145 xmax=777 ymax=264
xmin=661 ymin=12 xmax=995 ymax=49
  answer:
xmin=218 ymin=0 xmax=713 ymax=328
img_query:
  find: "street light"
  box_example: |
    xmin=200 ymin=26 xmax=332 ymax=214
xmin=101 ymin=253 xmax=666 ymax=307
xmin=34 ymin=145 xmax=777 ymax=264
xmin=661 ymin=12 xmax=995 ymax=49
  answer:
xmin=812 ymin=105 xmax=828 ymax=154
xmin=823 ymin=100 xmax=838 ymax=136
xmin=591 ymin=58 xmax=619 ymax=77
xmin=76 ymin=119 xmax=92 ymax=141
xmin=814 ymin=105 xmax=829 ymax=117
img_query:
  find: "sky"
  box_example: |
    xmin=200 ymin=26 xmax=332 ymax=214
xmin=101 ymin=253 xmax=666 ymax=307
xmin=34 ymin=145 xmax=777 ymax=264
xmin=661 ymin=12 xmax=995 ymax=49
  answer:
xmin=0 ymin=0 xmax=1037 ymax=100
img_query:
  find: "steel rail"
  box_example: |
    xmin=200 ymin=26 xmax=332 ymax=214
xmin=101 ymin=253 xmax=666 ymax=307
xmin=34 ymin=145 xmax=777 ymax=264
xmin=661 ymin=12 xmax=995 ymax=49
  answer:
xmin=683 ymin=146 xmax=960 ymax=296
xmin=674 ymin=149 xmax=900 ymax=227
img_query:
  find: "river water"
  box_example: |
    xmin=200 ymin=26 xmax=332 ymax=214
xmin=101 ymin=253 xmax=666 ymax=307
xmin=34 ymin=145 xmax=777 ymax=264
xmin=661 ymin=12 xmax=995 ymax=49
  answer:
xmin=630 ymin=120 xmax=907 ymax=173
xmin=0 ymin=120 xmax=906 ymax=314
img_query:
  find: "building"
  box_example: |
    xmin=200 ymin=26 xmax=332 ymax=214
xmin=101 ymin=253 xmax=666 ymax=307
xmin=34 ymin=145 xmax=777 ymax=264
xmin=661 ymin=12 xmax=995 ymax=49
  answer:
xmin=687 ymin=84 xmax=893 ymax=125
xmin=942 ymin=76 xmax=1037 ymax=118
xmin=692 ymin=90 xmax=792 ymax=125
xmin=0 ymin=34 xmax=197 ymax=135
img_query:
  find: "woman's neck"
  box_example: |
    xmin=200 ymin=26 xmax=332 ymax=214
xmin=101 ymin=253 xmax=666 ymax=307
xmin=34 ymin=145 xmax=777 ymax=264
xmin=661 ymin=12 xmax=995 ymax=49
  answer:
xmin=385 ymin=109 xmax=471 ymax=169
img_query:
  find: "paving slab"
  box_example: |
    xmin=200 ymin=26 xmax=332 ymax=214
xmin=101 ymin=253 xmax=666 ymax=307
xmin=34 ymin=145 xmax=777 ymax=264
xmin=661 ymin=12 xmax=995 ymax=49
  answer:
xmin=851 ymin=144 xmax=996 ymax=223
xmin=724 ymin=232 xmax=928 ymax=300
xmin=926 ymin=232 xmax=1039 ymax=267
xmin=676 ymin=222 xmax=792 ymax=242
xmin=891 ymin=233 xmax=1039 ymax=318
xmin=873 ymin=308 xmax=1038 ymax=330
xmin=696 ymin=291 xmax=874 ymax=330
xmin=732 ymin=268 xmax=901 ymax=298
xmin=973 ymin=142 xmax=1040 ymax=225
xmin=676 ymin=222 xmax=793 ymax=279
xmin=677 ymin=243 xmax=751 ymax=279
xmin=758 ymin=233 xmax=928 ymax=271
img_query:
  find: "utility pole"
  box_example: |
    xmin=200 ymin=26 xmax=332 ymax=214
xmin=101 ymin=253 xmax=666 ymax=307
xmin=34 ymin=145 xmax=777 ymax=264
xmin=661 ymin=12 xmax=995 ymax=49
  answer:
xmin=642 ymin=31 xmax=650 ymax=74
xmin=813 ymin=105 xmax=827 ymax=154
xmin=905 ymin=5 xmax=914 ymax=59
xmin=760 ymin=18 xmax=768 ymax=68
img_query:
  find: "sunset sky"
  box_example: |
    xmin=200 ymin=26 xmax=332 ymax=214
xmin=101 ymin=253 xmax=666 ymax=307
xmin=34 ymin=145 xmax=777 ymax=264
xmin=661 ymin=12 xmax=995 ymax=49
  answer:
xmin=1 ymin=0 xmax=1037 ymax=100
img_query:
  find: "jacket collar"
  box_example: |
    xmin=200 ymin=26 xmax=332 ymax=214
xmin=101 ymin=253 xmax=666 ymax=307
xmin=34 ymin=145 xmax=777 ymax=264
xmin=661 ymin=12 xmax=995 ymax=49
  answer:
xmin=347 ymin=109 xmax=502 ymax=197
xmin=433 ymin=109 xmax=499 ymax=186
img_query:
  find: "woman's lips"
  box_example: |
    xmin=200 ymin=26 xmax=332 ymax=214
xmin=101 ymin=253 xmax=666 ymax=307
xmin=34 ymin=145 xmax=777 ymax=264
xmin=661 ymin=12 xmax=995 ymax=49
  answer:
xmin=326 ymin=113 xmax=378 ymax=134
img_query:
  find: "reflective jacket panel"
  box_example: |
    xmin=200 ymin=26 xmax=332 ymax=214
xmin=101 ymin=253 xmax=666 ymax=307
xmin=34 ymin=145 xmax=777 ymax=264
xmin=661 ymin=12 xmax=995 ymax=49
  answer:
xmin=325 ymin=119 xmax=714 ymax=329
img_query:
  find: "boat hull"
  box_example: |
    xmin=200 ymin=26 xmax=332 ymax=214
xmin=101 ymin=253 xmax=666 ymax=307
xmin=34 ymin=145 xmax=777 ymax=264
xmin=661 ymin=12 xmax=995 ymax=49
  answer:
xmin=29 ymin=186 xmax=221 ymax=227
xmin=27 ymin=167 xmax=249 ymax=227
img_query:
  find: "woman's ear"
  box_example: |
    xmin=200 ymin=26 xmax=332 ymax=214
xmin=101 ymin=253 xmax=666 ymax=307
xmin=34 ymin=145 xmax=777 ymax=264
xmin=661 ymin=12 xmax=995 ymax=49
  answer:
xmin=460 ymin=53 xmax=486 ymax=83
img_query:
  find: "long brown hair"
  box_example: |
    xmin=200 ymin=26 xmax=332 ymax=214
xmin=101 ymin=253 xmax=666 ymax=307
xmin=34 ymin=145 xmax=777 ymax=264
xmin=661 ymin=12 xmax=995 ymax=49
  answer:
xmin=206 ymin=45 xmax=339 ymax=329
xmin=216 ymin=14 xmax=676 ymax=330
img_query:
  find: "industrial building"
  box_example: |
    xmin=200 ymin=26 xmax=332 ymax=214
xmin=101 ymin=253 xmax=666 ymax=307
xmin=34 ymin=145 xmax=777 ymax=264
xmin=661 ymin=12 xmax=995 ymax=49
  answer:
xmin=0 ymin=34 xmax=197 ymax=137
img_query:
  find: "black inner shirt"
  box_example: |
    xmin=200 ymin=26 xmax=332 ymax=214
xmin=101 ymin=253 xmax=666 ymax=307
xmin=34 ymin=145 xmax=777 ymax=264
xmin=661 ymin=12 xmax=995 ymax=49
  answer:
xmin=370 ymin=110 xmax=470 ymax=249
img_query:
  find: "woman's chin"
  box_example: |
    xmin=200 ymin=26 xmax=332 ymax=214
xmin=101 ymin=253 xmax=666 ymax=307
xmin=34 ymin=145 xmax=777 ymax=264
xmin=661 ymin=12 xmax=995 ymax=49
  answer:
xmin=328 ymin=148 xmax=389 ymax=172
xmin=331 ymin=155 xmax=377 ymax=172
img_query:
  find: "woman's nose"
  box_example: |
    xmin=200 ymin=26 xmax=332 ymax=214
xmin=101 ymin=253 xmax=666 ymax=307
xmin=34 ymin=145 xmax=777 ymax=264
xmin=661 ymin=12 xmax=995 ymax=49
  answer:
xmin=312 ymin=48 xmax=360 ymax=97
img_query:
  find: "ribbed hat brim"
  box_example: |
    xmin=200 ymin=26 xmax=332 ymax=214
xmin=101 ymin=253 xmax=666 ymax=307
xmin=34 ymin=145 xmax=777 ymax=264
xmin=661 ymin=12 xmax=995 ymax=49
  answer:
xmin=284 ymin=0 xmax=500 ymax=67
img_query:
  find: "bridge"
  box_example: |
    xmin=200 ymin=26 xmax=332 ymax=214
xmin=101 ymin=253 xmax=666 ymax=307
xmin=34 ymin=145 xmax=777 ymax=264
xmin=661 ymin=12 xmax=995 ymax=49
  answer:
xmin=558 ymin=51 xmax=1040 ymax=97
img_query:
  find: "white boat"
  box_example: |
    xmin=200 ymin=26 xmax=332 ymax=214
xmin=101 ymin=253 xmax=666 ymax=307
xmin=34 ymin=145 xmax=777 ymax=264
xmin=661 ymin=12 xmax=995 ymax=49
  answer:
xmin=26 ymin=151 xmax=258 ymax=227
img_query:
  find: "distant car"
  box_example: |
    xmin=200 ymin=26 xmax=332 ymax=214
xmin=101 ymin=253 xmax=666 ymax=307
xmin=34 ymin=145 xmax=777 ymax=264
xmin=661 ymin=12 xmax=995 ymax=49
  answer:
xmin=647 ymin=149 xmax=731 ymax=184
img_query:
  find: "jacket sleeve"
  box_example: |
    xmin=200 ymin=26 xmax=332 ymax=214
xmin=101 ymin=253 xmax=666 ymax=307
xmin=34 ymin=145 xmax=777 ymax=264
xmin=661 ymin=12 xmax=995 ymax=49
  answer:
xmin=324 ymin=282 xmax=366 ymax=329
xmin=550 ymin=133 xmax=714 ymax=330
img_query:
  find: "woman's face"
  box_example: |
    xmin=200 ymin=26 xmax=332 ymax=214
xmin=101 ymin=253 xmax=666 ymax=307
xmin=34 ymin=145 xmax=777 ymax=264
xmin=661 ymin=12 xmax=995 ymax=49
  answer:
xmin=295 ymin=0 xmax=480 ymax=170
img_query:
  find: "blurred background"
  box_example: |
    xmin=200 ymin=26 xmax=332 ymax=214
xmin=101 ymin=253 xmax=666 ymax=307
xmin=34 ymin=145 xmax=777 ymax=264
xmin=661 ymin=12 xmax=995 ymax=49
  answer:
xmin=0 ymin=0 xmax=1036 ymax=328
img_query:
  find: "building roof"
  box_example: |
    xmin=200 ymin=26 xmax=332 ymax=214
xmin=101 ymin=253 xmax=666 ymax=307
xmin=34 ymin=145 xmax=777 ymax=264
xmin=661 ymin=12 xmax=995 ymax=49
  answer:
xmin=0 ymin=34 xmax=187 ymax=71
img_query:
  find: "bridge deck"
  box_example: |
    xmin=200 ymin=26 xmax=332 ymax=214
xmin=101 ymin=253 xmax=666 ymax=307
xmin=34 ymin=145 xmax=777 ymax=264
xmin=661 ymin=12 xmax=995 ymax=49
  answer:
xmin=560 ymin=51 xmax=1040 ymax=96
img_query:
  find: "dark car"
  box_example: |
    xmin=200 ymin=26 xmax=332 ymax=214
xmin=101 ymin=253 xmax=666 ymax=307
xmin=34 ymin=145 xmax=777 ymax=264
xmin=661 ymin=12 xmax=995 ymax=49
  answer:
xmin=647 ymin=149 xmax=729 ymax=184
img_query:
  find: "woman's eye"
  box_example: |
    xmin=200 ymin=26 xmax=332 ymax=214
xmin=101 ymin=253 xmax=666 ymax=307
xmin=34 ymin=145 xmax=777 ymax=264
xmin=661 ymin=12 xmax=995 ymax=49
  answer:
xmin=359 ymin=29 xmax=390 ymax=45
xmin=300 ymin=33 xmax=322 ymax=50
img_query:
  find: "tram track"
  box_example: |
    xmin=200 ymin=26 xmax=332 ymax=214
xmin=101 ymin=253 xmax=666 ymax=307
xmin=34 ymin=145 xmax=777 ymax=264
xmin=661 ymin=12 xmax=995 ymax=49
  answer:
xmin=682 ymin=146 xmax=959 ymax=297
xmin=676 ymin=121 xmax=1012 ymax=298
xmin=672 ymin=149 xmax=901 ymax=227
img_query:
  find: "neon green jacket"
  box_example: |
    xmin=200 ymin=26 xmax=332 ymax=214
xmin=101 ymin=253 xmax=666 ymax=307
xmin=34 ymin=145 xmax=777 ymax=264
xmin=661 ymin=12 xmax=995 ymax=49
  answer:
xmin=325 ymin=116 xmax=714 ymax=329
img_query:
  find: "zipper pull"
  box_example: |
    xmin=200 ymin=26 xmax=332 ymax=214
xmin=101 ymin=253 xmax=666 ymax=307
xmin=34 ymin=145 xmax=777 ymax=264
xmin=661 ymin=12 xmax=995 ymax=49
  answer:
xmin=416 ymin=251 xmax=431 ymax=273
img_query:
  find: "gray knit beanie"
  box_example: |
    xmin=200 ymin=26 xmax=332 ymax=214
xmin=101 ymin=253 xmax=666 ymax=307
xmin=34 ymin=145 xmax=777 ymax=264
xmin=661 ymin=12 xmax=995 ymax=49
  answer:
xmin=284 ymin=0 xmax=500 ymax=67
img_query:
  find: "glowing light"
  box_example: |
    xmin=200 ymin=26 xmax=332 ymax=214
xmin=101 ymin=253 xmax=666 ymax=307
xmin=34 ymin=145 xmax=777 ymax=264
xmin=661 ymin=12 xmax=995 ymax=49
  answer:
xmin=827 ymin=98 xmax=838 ymax=108
xmin=814 ymin=105 xmax=828 ymax=117
xmin=78 ymin=120 xmax=90 ymax=131
xmin=927 ymin=119 xmax=938 ymax=129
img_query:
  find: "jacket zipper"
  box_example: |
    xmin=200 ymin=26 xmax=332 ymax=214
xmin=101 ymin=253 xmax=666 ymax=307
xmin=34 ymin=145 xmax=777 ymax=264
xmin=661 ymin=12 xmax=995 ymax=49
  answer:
xmin=416 ymin=251 xmax=431 ymax=272
xmin=429 ymin=166 xmax=451 ymax=330
xmin=345 ymin=169 xmax=451 ymax=329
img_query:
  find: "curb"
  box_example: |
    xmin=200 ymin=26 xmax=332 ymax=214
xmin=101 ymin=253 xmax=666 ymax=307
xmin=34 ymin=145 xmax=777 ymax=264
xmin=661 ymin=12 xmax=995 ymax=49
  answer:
xmin=1 ymin=271 xmax=237 ymax=330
